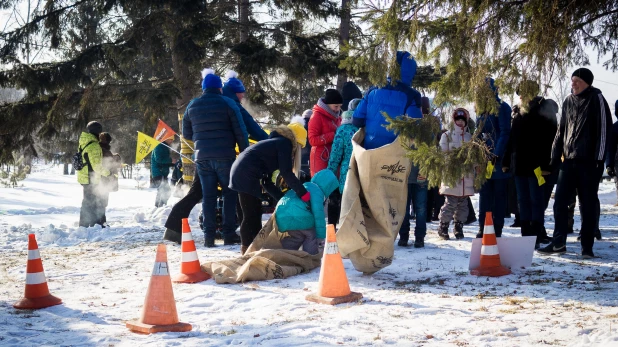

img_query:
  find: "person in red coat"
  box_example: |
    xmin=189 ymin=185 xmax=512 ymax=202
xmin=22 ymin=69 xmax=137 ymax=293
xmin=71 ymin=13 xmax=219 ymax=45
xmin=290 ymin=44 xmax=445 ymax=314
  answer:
xmin=309 ymin=89 xmax=343 ymax=225
xmin=309 ymin=89 xmax=342 ymax=176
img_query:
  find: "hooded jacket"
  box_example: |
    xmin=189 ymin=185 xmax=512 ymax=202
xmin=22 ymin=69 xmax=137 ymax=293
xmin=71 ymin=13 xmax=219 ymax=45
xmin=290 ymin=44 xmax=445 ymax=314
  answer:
xmin=327 ymin=122 xmax=359 ymax=193
xmin=229 ymin=126 xmax=308 ymax=200
xmin=275 ymin=169 xmax=339 ymax=239
xmin=151 ymin=143 xmax=174 ymax=178
xmin=503 ymin=97 xmax=559 ymax=176
xmin=182 ymin=88 xmax=249 ymax=160
xmin=308 ymin=100 xmax=341 ymax=176
xmin=476 ymin=78 xmax=512 ymax=180
xmin=551 ymin=86 xmax=612 ymax=167
xmin=77 ymin=132 xmax=110 ymax=185
xmin=222 ymin=86 xmax=268 ymax=142
xmin=352 ymin=51 xmax=423 ymax=149
xmin=439 ymin=109 xmax=474 ymax=197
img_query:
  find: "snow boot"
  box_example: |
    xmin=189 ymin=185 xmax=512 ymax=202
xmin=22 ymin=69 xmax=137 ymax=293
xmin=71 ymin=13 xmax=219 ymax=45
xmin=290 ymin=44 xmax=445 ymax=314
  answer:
xmin=224 ymin=233 xmax=241 ymax=246
xmin=163 ymin=228 xmax=182 ymax=245
xmin=453 ymin=221 xmax=464 ymax=239
xmin=438 ymin=222 xmax=450 ymax=240
xmin=204 ymin=236 xmax=216 ymax=248
xmin=413 ymin=239 xmax=425 ymax=248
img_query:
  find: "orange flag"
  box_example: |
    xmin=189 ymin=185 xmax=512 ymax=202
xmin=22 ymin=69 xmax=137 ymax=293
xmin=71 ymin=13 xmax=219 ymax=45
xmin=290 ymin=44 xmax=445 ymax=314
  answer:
xmin=153 ymin=120 xmax=177 ymax=142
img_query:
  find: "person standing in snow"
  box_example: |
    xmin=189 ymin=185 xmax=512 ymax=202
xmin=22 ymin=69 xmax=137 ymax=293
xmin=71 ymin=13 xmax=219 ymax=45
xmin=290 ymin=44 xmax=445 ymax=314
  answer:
xmin=435 ymin=108 xmax=475 ymax=241
xmin=98 ymin=132 xmax=122 ymax=226
xmin=475 ymin=78 xmax=512 ymax=239
xmin=352 ymin=51 xmax=423 ymax=150
xmin=230 ymin=120 xmax=309 ymax=255
xmin=309 ymin=89 xmax=343 ymax=225
xmin=77 ymin=121 xmax=110 ymax=228
xmin=502 ymin=81 xmax=558 ymax=248
xmin=327 ymin=98 xmax=361 ymax=194
xmin=275 ymin=169 xmax=339 ymax=255
xmin=163 ymin=71 xmax=266 ymax=244
xmin=183 ymin=69 xmax=249 ymax=247
xmin=605 ymin=100 xmax=618 ymax=205
xmin=151 ymin=138 xmax=175 ymax=208
xmin=538 ymin=68 xmax=612 ymax=258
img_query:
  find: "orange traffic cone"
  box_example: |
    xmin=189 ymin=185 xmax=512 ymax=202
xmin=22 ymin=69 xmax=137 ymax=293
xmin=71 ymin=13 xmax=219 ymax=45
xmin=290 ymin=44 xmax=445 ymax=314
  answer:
xmin=173 ymin=219 xmax=210 ymax=283
xmin=471 ymin=212 xmax=511 ymax=277
xmin=13 ymin=234 xmax=62 ymax=309
xmin=126 ymin=244 xmax=192 ymax=334
xmin=306 ymin=225 xmax=363 ymax=305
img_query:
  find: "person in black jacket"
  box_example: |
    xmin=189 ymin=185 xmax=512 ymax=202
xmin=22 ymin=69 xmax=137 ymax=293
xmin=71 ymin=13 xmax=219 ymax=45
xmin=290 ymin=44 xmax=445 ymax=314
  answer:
xmin=605 ymin=100 xmax=618 ymax=205
xmin=538 ymin=68 xmax=612 ymax=258
xmin=230 ymin=122 xmax=310 ymax=255
xmin=503 ymin=81 xmax=558 ymax=248
xmin=183 ymin=69 xmax=249 ymax=247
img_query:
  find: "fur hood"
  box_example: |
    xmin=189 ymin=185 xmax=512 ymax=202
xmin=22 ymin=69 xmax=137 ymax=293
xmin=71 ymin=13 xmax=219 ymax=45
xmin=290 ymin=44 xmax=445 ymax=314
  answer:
xmin=270 ymin=125 xmax=297 ymax=145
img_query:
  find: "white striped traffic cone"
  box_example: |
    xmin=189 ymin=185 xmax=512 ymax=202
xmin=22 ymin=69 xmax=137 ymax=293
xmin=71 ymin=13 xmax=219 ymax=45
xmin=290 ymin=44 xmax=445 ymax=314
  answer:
xmin=13 ymin=234 xmax=62 ymax=309
xmin=172 ymin=219 xmax=210 ymax=283
xmin=471 ymin=212 xmax=511 ymax=277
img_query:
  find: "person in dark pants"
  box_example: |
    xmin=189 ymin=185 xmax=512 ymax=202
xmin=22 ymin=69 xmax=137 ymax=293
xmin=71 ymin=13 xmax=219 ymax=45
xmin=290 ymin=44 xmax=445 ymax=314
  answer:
xmin=398 ymin=165 xmax=428 ymax=248
xmin=182 ymin=69 xmax=249 ymax=247
xmin=538 ymin=68 xmax=611 ymax=258
xmin=163 ymin=174 xmax=203 ymax=244
xmin=502 ymin=81 xmax=559 ymax=248
xmin=230 ymin=122 xmax=309 ymax=255
xmin=476 ymin=78 xmax=512 ymax=238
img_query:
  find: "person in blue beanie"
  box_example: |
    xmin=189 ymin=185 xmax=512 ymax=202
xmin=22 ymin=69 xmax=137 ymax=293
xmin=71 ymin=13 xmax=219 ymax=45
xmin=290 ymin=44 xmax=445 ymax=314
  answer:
xmin=352 ymin=51 xmax=423 ymax=149
xmin=183 ymin=68 xmax=249 ymax=248
xmin=223 ymin=70 xmax=268 ymax=141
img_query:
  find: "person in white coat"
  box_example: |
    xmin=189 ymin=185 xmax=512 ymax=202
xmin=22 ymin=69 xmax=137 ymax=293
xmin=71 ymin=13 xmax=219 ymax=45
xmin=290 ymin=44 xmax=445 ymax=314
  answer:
xmin=437 ymin=108 xmax=476 ymax=240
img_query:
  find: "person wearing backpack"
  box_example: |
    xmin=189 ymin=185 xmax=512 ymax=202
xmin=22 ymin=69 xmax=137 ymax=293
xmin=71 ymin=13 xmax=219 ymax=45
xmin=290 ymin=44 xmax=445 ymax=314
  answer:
xmin=77 ymin=121 xmax=110 ymax=228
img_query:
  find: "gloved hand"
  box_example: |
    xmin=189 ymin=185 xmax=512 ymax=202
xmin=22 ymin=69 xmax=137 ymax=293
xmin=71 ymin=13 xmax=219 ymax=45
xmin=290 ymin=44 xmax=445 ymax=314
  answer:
xmin=318 ymin=238 xmax=325 ymax=253
xmin=607 ymin=166 xmax=616 ymax=178
xmin=301 ymin=191 xmax=311 ymax=203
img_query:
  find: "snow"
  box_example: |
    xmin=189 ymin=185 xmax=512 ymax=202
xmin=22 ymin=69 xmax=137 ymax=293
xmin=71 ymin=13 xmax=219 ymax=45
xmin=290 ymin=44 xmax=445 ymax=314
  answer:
xmin=1 ymin=163 xmax=618 ymax=346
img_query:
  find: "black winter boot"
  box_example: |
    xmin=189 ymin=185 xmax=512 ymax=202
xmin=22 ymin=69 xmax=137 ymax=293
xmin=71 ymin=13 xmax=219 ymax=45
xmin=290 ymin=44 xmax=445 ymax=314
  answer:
xmin=204 ymin=236 xmax=216 ymax=248
xmin=453 ymin=221 xmax=464 ymax=239
xmin=520 ymin=220 xmax=531 ymax=237
xmin=495 ymin=225 xmax=503 ymax=238
xmin=224 ymin=233 xmax=241 ymax=245
xmin=476 ymin=220 xmax=484 ymax=238
xmin=438 ymin=222 xmax=450 ymax=240
xmin=163 ymin=228 xmax=182 ymax=245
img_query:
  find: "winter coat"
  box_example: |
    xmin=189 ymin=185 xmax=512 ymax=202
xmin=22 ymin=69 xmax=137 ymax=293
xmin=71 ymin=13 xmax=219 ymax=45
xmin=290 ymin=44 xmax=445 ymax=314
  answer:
xmin=230 ymin=126 xmax=308 ymax=200
xmin=551 ymin=86 xmax=612 ymax=167
xmin=222 ymin=86 xmax=268 ymax=142
xmin=605 ymin=120 xmax=618 ymax=170
xmin=100 ymin=143 xmax=121 ymax=193
xmin=275 ymin=169 xmax=339 ymax=239
xmin=353 ymin=51 xmax=423 ymax=149
xmin=439 ymin=113 xmax=474 ymax=197
xmin=77 ymin=132 xmax=110 ymax=185
xmin=301 ymin=117 xmax=311 ymax=176
xmin=341 ymin=82 xmax=363 ymax=111
xmin=151 ymin=143 xmax=174 ymax=178
xmin=327 ymin=123 xmax=358 ymax=193
xmin=476 ymin=78 xmax=512 ymax=180
xmin=182 ymin=89 xmax=249 ymax=160
xmin=503 ymin=97 xmax=558 ymax=177
xmin=309 ymin=101 xmax=341 ymax=176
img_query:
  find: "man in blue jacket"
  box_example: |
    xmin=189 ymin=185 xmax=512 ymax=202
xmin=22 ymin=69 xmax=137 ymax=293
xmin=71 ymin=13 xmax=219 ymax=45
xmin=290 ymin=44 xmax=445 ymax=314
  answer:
xmin=183 ymin=69 xmax=249 ymax=247
xmin=352 ymin=51 xmax=423 ymax=149
xmin=222 ymin=70 xmax=269 ymax=142
xmin=476 ymin=78 xmax=512 ymax=238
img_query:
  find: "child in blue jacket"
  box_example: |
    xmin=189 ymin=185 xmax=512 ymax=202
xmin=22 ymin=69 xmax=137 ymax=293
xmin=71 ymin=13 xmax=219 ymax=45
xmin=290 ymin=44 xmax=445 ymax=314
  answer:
xmin=275 ymin=169 xmax=339 ymax=254
xmin=328 ymin=98 xmax=361 ymax=193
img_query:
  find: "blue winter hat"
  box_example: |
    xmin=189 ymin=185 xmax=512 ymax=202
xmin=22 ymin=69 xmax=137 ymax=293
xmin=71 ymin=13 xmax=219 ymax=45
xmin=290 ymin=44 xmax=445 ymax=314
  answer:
xmin=224 ymin=70 xmax=246 ymax=93
xmin=201 ymin=68 xmax=222 ymax=90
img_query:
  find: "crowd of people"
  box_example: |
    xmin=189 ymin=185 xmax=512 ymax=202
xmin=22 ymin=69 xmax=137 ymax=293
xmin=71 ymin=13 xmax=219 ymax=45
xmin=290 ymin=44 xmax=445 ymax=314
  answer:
xmin=76 ymin=52 xmax=615 ymax=260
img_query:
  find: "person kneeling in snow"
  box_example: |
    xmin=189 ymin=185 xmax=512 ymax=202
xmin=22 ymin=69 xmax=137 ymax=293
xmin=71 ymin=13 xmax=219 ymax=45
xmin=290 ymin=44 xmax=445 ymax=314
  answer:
xmin=275 ymin=169 xmax=339 ymax=255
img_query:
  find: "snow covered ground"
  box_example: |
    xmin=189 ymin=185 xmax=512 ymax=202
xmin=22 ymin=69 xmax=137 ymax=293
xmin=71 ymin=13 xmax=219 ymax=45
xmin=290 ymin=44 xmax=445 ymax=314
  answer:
xmin=1 ymin=163 xmax=617 ymax=346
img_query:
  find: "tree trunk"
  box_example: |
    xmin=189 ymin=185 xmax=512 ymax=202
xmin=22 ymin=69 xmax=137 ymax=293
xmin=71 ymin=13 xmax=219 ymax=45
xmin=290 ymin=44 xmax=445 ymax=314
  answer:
xmin=171 ymin=45 xmax=195 ymax=185
xmin=63 ymin=163 xmax=69 ymax=175
xmin=336 ymin=0 xmax=351 ymax=90
xmin=238 ymin=0 xmax=250 ymax=43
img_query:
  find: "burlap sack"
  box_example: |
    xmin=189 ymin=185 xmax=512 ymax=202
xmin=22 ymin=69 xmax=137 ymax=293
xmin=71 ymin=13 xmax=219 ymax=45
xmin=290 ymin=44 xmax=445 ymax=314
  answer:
xmin=337 ymin=129 xmax=410 ymax=274
xmin=201 ymin=215 xmax=322 ymax=284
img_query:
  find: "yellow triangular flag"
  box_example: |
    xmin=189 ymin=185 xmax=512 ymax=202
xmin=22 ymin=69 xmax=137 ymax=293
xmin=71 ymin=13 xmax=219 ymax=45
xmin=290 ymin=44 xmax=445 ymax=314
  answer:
xmin=485 ymin=161 xmax=494 ymax=179
xmin=135 ymin=131 xmax=160 ymax=164
xmin=534 ymin=167 xmax=546 ymax=186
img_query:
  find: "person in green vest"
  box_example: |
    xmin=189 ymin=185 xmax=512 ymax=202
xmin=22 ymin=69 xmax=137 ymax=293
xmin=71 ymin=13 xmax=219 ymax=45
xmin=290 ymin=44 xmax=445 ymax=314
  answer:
xmin=77 ymin=121 xmax=110 ymax=227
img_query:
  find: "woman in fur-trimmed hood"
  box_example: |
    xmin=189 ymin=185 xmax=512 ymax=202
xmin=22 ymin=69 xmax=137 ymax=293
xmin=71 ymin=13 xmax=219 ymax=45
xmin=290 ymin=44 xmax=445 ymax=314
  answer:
xmin=229 ymin=119 xmax=310 ymax=253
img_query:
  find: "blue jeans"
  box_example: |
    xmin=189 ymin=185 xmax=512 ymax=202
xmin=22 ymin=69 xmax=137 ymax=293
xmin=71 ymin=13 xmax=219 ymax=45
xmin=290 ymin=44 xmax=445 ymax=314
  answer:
xmin=479 ymin=178 xmax=507 ymax=230
xmin=514 ymin=176 xmax=545 ymax=223
xmin=399 ymin=183 xmax=428 ymax=241
xmin=197 ymin=159 xmax=237 ymax=239
xmin=552 ymin=159 xmax=603 ymax=251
